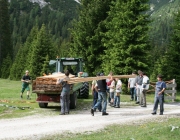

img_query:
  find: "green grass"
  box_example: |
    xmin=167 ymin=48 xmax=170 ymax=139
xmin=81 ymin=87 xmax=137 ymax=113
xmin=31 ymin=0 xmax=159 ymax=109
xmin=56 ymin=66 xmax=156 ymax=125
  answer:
xmin=0 ymin=78 xmax=41 ymax=118
xmin=40 ymin=117 xmax=180 ymax=140
xmin=1 ymin=79 xmax=180 ymax=139
xmin=0 ymin=78 xmax=180 ymax=119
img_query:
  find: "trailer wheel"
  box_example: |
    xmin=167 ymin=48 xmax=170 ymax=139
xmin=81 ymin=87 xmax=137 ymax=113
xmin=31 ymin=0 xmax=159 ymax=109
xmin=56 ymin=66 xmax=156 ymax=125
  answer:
xmin=39 ymin=103 xmax=48 ymax=108
xmin=70 ymin=92 xmax=77 ymax=109
xmin=78 ymin=82 xmax=89 ymax=99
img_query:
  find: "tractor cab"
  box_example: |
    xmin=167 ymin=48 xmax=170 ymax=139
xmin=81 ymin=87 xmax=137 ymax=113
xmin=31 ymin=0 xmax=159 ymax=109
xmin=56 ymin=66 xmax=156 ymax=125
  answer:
xmin=49 ymin=57 xmax=88 ymax=77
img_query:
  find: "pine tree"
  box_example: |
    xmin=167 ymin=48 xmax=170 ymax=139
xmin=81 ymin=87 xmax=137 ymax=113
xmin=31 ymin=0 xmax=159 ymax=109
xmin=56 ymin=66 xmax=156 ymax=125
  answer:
xmin=1 ymin=53 xmax=12 ymax=78
xmin=70 ymin=0 xmax=113 ymax=75
xmin=102 ymin=0 xmax=150 ymax=75
xmin=0 ymin=0 xmax=12 ymax=77
xmin=41 ymin=54 xmax=50 ymax=75
xmin=10 ymin=43 xmax=25 ymax=80
xmin=29 ymin=24 xmax=55 ymax=79
xmin=24 ymin=26 xmax=39 ymax=72
xmin=159 ymin=10 xmax=180 ymax=84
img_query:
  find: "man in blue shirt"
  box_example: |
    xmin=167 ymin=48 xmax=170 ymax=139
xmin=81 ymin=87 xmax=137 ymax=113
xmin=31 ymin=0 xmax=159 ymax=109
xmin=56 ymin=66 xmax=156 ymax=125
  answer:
xmin=151 ymin=74 xmax=166 ymax=115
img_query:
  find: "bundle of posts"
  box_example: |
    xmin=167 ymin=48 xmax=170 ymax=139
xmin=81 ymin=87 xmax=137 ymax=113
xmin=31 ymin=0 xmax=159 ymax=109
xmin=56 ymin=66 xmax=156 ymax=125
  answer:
xmin=33 ymin=73 xmax=75 ymax=92
xmin=32 ymin=73 xmax=136 ymax=93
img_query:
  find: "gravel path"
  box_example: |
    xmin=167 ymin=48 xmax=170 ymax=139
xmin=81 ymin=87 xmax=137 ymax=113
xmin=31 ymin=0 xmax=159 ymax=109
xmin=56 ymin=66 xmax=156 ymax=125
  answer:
xmin=0 ymin=102 xmax=180 ymax=140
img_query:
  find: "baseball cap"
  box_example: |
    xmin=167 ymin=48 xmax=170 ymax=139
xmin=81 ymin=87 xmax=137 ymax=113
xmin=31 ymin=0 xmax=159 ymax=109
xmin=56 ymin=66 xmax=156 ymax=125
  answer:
xmin=25 ymin=70 xmax=29 ymax=73
xmin=100 ymin=73 xmax=104 ymax=76
xmin=157 ymin=74 xmax=163 ymax=79
xmin=96 ymin=73 xmax=100 ymax=76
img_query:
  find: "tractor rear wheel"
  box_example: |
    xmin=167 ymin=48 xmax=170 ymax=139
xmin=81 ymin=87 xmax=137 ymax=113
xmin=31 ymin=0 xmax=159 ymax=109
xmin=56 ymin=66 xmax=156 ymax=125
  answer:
xmin=78 ymin=82 xmax=89 ymax=99
xmin=70 ymin=92 xmax=77 ymax=109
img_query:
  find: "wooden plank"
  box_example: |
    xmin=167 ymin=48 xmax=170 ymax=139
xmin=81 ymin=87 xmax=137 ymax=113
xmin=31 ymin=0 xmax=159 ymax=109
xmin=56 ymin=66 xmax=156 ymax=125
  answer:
xmin=166 ymin=83 xmax=177 ymax=88
xmin=65 ymin=75 xmax=136 ymax=84
xmin=37 ymin=73 xmax=75 ymax=79
xmin=165 ymin=96 xmax=176 ymax=100
xmin=164 ymin=90 xmax=177 ymax=93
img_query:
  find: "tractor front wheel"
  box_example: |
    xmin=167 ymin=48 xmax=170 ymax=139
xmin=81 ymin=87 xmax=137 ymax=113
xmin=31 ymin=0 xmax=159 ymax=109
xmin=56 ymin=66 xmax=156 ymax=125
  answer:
xmin=38 ymin=103 xmax=48 ymax=108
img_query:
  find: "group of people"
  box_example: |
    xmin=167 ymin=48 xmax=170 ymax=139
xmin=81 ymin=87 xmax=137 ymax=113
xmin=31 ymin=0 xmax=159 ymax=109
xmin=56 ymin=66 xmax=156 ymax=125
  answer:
xmin=128 ymin=70 xmax=150 ymax=107
xmin=91 ymin=72 xmax=123 ymax=116
xmin=20 ymin=69 xmax=166 ymax=116
xmin=128 ymin=70 xmax=166 ymax=115
xmin=91 ymin=70 xmax=166 ymax=116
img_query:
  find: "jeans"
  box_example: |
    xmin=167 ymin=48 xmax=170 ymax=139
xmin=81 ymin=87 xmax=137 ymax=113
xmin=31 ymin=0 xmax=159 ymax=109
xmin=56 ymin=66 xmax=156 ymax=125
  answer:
xmin=106 ymin=89 xmax=111 ymax=103
xmin=92 ymin=90 xmax=102 ymax=111
xmin=153 ymin=95 xmax=164 ymax=113
xmin=141 ymin=89 xmax=147 ymax=106
xmin=130 ymin=87 xmax=135 ymax=100
xmin=60 ymin=91 xmax=70 ymax=114
xmin=93 ymin=91 xmax=107 ymax=113
xmin=136 ymin=86 xmax=142 ymax=102
xmin=114 ymin=96 xmax=120 ymax=107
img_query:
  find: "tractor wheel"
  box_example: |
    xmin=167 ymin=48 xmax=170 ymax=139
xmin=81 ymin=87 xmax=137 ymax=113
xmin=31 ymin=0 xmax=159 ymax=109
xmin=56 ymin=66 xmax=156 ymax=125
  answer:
xmin=38 ymin=103 xmax=48 ymax=108
xmin=70 ymin=92 xmax=77 ymax=109
xmin=79 ymin=82 xmax=89 ymax=99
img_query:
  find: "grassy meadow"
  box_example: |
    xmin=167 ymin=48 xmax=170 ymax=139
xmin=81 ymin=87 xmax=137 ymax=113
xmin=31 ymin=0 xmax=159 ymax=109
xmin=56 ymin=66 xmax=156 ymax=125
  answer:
xmin=1 ymin=78 xmax=180 ymax=140
xmin=41 ymin=117 xmax=180 ymax=140
xmin=0 ymin=78 xmax=179 ymax=119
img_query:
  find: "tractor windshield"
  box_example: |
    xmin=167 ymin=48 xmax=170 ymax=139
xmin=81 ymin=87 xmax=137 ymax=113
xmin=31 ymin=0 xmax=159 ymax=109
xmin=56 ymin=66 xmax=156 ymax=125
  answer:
xmin=48 ymin=58 xmax=83 ymax=75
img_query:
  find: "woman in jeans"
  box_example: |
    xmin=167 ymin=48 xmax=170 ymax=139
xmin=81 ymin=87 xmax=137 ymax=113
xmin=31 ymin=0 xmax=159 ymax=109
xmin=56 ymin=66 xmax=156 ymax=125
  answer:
xmin=114 ymin=78 xmax=122 ymax=108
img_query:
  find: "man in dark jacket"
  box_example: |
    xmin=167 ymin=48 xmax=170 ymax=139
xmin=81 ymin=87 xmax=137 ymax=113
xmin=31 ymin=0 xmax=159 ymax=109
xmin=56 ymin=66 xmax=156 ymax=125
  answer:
xmin=91 ymin=73 xmax=109 ymax=116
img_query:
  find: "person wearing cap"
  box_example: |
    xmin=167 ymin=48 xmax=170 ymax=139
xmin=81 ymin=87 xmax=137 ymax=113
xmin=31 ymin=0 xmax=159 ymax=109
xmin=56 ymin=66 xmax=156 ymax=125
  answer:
xmin=20 ymin=70 xmax=31 ymax=99
xmin=91 ymin=72 xmax=109 ymax=116
xmin=151 ymin=74 xmax=166 ymax=115
xmin=91 ymin=73 xmax=101 ymax=112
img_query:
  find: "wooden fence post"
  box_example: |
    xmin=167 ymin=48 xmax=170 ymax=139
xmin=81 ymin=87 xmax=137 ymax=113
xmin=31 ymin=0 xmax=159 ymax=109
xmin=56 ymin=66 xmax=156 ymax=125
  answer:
xmin=172 ymin=79 xmax=175 ymax=102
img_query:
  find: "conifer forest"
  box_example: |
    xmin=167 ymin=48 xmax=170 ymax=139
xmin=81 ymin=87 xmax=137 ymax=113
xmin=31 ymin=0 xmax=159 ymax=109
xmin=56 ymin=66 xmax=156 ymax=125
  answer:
xmin=0 ymin=0 xmax=180 ymax=86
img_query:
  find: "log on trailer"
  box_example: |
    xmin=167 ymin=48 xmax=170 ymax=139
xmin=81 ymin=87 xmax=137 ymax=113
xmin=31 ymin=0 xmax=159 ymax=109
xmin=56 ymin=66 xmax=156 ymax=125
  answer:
xmin=32 ymin=73 xmax=75 ymax=92
xmin=32 ymin=74 xmax=136 ymax=93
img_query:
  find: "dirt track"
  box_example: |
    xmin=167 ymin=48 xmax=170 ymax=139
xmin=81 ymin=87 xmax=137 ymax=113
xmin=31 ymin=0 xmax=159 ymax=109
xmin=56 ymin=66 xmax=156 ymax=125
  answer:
xmin=0 ymin=102 xmax=180 ymax=140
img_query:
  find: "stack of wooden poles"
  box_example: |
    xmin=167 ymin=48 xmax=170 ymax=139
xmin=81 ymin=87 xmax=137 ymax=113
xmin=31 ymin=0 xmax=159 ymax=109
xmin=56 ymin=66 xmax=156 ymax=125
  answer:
xmin=32 ymin=73 xmax=136 ymax=93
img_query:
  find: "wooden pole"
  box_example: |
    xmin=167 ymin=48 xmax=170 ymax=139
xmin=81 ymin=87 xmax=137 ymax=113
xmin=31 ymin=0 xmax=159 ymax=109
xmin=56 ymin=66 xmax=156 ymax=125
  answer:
xmin=172 ymin=79 xmax=175 ymax=102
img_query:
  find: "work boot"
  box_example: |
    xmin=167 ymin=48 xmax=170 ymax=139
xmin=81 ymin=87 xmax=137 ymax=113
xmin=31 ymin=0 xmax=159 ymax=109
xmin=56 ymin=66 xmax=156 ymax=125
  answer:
xmin=20 ymin=95 xmax=23 ymax=99
xmin=114 ymin=106 xmax=120 ymax=108
xmin=91 ymin=108 xmax=94 ymax=116
xmin=27 ymin=95 xmax=30 ymax=100
xmin=151 ymin=112 xmax=156 ymax=115
xmin=59 ymin=113 xmax=65 ymax=115
xmin=159 ymin=112 xmax=163 ymax=115
xmin=102 ymin=112 xmax=109 ymax=116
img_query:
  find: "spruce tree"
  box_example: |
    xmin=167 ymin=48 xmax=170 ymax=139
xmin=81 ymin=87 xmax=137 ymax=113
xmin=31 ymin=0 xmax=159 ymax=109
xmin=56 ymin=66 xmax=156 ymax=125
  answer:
xmin=167 ymin=11 xmax=180 ymax=83
xmin=102 ymin=0 xmax=150 ymax=75
xmin=1 ymin=53 xmax=12 ymax=78
xmin=29 ymin=24 xmax=55 ymax=79
xmin=151 ymin=10 xmax=180 ymax=84
xmin=70 ymin=0 xmax=113 ymax=75
xmin=0 ymin=0 xmax=12 ymax=77
xmin=10 ymin=43 xmax=25 ymax=80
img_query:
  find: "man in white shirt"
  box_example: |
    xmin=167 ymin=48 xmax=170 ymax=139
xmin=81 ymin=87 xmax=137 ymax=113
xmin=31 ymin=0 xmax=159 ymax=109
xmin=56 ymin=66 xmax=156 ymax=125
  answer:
xmin=128 ymin=71 xmax=136 ymax=101
xmin=141 ymin=72 xmax=150 ymax=107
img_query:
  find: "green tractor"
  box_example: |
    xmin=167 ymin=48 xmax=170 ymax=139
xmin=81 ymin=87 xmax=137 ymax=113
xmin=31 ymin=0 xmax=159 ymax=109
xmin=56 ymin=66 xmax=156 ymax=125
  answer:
xmin=49 ymin=57 xmax=89 ymax=99
xmin=32 ymin=57 xmax=89 ymax=109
